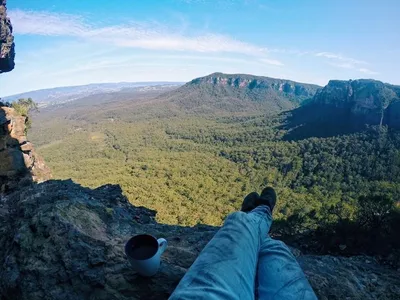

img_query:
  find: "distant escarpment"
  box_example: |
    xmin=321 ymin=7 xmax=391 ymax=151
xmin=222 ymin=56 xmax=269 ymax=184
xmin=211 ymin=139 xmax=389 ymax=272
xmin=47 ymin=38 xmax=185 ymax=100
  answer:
xmin=160 ymin=72 xmax=320 ymax=115
xmin=313 ymin=79 xmax=400 ymax=126
xmin=0 ymin=0 xmax=15 ymax=73
xmin=283 ymin=79 xmax=400 ymax=139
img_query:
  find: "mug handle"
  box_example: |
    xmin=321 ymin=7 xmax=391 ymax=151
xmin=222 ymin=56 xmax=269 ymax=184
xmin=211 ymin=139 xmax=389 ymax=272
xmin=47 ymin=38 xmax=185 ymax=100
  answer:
xmin=157 ymin=238 xmax=168 ymax=255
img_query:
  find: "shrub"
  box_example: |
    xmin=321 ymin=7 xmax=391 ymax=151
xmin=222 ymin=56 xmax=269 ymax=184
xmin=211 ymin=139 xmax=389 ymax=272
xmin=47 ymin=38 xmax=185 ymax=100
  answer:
xmin=11 ymin=98 xmax=38 ymax=134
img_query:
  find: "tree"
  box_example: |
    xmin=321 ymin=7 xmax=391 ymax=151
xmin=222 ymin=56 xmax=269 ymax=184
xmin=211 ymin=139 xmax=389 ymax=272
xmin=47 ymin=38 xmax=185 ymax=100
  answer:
xmin=357 ymin=195 xmax=394 ymax=229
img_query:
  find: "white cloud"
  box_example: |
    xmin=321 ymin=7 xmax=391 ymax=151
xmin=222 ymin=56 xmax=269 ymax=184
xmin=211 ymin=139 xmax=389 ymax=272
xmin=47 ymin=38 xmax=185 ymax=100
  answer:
xmin=177 ymin=0 xmax=243 ymax=5
xmin=9 ymin=10 xmax=88 ymax=36
xmin=114 ymin=34 xmax=267 ymax=55
xmin=259 ymin=58 xmax=284 ymax=66
xmin=359 ymin=68 xmax=379 ymax=75
xmin=177 ymin=0 xmax=206 ymax=3
xmin=328 ymin=62 xmax=378 ymax=75
xmin=316 ymin=52 xmax=366 ymax=65
xmin=9 ymin=9 xmax=269 ymax=57
xmin=329 ymin=62 xmax=355 ymax=69
xmin=319 ymin=52 xmax=378 ymax=75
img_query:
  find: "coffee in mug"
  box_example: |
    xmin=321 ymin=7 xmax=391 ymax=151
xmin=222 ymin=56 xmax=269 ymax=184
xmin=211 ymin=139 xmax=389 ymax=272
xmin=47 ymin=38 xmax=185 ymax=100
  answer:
xmin=125 ymin=234 xmax=168 ymax=277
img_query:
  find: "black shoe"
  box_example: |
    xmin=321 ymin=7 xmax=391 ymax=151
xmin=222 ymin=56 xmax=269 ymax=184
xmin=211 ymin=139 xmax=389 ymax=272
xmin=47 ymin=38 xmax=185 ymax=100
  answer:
xmin=241 ymin=192 xmax=259 ymax=212
xmin=259 ymin=187 xmax=277 ymax=212
xmin=241 ymin=187 xmax=277 ymax=213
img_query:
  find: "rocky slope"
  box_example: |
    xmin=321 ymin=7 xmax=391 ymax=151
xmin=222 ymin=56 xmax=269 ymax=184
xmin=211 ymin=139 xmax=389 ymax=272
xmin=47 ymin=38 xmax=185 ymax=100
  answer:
xmin=0 ymin=0 xmax=14 ymax=73
xmin=0 ymin=105 xmax=51 ymax=193
xmin=0 ymin=179 xmax=399 ymax=300
xmin=159 ymin=72 xmax=320 ymax=115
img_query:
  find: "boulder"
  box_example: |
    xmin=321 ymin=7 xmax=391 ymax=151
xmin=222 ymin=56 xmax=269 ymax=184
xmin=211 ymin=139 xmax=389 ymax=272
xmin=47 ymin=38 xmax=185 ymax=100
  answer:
xmin=20 ymin=142 xmax=34 ymax=152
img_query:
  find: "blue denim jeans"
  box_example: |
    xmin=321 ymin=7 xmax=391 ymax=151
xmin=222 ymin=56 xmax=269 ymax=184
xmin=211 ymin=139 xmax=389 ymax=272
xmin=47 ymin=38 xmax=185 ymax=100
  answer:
xmin=170 ymin=205 xmax=317 ymax=300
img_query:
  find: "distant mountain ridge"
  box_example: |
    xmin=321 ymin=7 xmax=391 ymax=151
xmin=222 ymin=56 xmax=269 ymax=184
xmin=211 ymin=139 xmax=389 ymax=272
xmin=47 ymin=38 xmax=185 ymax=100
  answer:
xmin=2 ymin=82 xmax=183 ymax=107
xmin=159 ymin=72 xmax=321 ymax=115
xmin=5 ymin=73 xmax=400 ymax=134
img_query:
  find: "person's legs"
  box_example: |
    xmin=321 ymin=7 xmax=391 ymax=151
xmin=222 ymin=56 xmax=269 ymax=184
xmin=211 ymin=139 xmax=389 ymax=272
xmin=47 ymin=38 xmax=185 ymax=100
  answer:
xmin=169 ymin=205 xmax=272 ymax=300
xmin=244 ymin=187 xmax=316 ymax=299
xmin=170 ymin=187 xmax=317 ymax=299
xmin=257 ymin=237 xmax=317 ymax=299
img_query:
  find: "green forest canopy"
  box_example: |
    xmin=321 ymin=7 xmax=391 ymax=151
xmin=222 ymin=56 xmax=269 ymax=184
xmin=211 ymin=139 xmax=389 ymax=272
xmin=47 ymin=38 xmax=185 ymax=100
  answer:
xmin=30 ymin=107 xmax=400 ymax=229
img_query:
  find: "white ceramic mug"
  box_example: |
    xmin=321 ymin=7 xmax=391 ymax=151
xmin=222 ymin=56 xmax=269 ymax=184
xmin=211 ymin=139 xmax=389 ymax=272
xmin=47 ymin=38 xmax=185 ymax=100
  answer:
xmin=125 ymin=234 xmax=168 ymax=277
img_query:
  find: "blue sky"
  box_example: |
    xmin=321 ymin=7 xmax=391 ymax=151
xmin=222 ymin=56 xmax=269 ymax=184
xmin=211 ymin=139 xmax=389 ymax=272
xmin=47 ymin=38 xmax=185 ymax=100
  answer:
xmin=1 ymin=0 xmax=399 ymax=96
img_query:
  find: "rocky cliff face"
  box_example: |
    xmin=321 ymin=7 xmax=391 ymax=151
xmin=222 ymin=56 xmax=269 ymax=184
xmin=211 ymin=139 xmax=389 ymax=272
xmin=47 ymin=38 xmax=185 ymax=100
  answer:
xmin=191 ymin=72 xmax=320 ymax=101
xmin=0 ymin=0 xmax=15 ymax=73
xmin=0 ymin=106 xmax=52 ymax=193
xmin=312 ymin=79 xmax=400 ymax=127
xmin=282 ymin=79 xmax=400 ymax=139
xmin=0 ymin=180 xmax=398 ymax=300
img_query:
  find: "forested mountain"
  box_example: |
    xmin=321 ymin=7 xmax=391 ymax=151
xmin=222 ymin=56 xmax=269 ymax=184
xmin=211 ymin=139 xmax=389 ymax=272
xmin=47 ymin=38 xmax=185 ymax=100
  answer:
xmin=158 ymin=72 xmax=321 ymax=115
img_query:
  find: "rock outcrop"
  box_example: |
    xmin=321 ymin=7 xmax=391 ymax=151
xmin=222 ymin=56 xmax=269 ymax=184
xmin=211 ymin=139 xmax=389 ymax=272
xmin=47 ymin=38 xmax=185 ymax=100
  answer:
xmin=0 ymin=106 xmax=51 ymax=193
xmin=0 ymin=179 xmax=399 ymax=300
xmin=282 ymin=79 xmax=400 ymax=139
xmin=0 ymin=0 xmax=15 ymax=73
xmin=312 ymin=79 xmax=400 ymax=127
